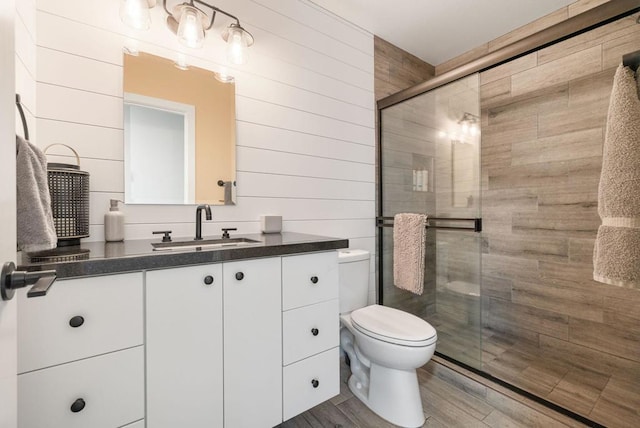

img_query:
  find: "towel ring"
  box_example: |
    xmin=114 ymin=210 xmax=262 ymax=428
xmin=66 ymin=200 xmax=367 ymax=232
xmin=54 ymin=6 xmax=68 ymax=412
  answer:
xmin=15 ymin=94 xmax=29 ymax=141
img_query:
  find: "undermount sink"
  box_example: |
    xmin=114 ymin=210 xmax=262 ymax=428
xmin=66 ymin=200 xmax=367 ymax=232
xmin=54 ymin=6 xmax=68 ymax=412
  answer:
xmin=152 ymin=237 xmax=261 ymax=251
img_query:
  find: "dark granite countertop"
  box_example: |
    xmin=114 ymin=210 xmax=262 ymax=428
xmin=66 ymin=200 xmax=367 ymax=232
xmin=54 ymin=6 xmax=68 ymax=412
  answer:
xmin=19 ymin=233 xmax=349 ymax=279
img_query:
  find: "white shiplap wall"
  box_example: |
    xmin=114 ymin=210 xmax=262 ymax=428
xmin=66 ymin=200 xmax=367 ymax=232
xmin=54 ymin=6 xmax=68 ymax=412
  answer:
xmin=32 ymin=0 xmax=377 ymax=300
xmin=15 ymin=0 xmax=36 ymax=140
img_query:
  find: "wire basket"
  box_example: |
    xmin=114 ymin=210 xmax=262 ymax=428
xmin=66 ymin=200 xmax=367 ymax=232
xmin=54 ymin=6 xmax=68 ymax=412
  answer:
xmin=44 ymin=144 xmax=90 ymax=246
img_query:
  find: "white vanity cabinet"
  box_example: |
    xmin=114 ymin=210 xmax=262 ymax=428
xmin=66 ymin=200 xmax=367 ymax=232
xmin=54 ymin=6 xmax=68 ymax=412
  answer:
xmin=17 ymin=273 xmax=145 ymax=428
xmin=17 ymin=247 xmax=341 ymax=428
xmin=145 ymin=264 xmax=224 ymax=428
xmin=146 ymin=252 xmax=338 ymax=427
xmin=282 ymin=252 xmax=340 ymax=421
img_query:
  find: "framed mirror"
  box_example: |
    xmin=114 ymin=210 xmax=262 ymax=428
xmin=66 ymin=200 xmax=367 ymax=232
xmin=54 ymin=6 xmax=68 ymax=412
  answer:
xmin=123 ymin=52 xmax=236 ymax=205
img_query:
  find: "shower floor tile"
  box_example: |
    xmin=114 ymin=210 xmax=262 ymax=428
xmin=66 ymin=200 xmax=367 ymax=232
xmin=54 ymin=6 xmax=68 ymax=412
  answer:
xmin=428 ymin=309 xmax=638 ymax=427
xmin=590 ymin=375 xmax=640 ymax=428
xmin=547 ymin=368 xmax=610 ymax=416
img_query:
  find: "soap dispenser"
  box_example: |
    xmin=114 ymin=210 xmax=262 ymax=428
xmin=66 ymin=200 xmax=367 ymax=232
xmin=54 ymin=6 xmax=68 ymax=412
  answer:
xmin=105 ymin=199 xmax=125 ymax=242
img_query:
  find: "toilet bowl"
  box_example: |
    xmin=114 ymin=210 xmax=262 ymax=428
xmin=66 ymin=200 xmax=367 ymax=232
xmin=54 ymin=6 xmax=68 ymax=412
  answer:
xmin=338 ymin=250 xmax=437 ymax=428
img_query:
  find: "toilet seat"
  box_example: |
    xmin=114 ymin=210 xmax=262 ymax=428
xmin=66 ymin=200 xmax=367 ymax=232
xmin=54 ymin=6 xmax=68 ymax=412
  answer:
xmin=351 ymin=305 xmax=437 ymax=347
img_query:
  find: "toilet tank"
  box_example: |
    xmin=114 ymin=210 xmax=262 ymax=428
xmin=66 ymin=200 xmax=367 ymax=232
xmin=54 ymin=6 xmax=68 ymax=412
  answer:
xmin=338 ymin=249 xmax=370 ymax=314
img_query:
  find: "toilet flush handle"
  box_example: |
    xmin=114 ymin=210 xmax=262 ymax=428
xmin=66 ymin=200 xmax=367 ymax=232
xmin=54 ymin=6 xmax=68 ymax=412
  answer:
xmin=311 ymin=379 xmax=319 ymax=388
xmin=310 ymin=276 xmax=319 ymax=284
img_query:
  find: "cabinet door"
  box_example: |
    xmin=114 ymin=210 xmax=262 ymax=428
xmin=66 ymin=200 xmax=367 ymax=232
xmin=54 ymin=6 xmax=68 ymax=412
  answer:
xmin=18 ymin=346 xmax=144 ymax=428
xmin=18 ymin=272 xmax=143 ymax=373
xmin=223 ymin=258 xmax=282 ymax=428
xmin=146 ymin=264 xmax=223 ymax=428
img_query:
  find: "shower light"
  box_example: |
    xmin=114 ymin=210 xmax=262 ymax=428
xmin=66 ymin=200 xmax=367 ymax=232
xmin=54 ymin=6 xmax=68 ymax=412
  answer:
xmin=120 ymin=0 xmax=255 ymax=64
xmin=458 ymin=112 xmax=480 ymax=138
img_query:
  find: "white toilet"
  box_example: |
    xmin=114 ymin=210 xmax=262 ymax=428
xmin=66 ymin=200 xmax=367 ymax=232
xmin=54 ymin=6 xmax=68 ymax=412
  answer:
xmin=338 ymin=249 xmax=437 ymax=428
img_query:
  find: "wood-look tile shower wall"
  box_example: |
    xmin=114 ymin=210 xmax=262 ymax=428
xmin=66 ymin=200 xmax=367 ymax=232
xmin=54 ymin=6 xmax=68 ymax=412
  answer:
xmin=479 ymin=13 xmax=640 ymax=426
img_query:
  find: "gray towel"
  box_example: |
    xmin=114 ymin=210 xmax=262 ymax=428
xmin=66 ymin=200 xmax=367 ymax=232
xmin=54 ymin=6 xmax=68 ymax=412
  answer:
xmin=593 ymin=65 xmax=640 ymax=288
xmin=393 ymin=213 xmax=427 ymax=295
xmin=16 ymin=136 xmax=57 ymax=252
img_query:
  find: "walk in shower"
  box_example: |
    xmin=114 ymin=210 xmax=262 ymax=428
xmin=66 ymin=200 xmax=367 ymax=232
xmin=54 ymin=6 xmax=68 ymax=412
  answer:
xmin=377 ymin=5 xmax=640 ymax=427
xmin=378 ymin=73 xmax=483 ymax=369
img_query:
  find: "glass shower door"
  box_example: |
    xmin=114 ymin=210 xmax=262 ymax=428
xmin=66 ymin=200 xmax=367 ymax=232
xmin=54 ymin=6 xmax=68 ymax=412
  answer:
xmin=379 ymin=73 xmax=482 ymax=369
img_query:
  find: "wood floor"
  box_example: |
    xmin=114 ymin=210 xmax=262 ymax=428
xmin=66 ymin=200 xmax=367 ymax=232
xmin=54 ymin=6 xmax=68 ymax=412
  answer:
xmin=278 ymin=358 xmax=586 ymax=428
xmin=430 ymin=307 xmax=640 ymax=428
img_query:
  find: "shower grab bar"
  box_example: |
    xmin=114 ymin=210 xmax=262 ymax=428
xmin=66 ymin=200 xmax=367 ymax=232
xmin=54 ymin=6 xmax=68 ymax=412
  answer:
xmin=376 ymin=216 xmax=482 ymax=232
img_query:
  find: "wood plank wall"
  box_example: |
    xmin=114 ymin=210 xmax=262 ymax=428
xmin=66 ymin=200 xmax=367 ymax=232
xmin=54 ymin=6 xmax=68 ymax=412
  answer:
xmin=373 ymin=37 xmax=436 ymax=313
xmin=479 ymin=12 xmax=640 ymax=427
xmin=374 ymin=36 xmax=435 ymax=100
xmin=27 ymin=0 xmax=377 ymax=301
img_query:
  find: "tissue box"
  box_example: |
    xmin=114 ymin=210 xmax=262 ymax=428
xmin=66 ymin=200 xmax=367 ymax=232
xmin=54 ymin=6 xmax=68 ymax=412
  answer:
xmin=260 ymin=215 xmax=282 ymax=234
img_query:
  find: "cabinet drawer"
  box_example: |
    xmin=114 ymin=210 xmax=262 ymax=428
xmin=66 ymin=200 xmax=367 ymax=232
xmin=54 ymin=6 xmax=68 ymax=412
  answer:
xmin=18 ymin=272 xmax=143 ymax=373
xmin=122 ymin=421 xmax=144 ymax=428
xmin=283 ymin=299 xmax=339 ymax=365
xmin=283 ymin=347 xmax=339 ymax=421
xmin=18 ymin=346 xmax=144 ymax=428
xmin=282 ymin=252 xmax=338 ymax=310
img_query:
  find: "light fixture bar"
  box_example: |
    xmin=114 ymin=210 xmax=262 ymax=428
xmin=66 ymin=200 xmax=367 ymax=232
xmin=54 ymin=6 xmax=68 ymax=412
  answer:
xmin=163 ymin=0 xmax=245 ymax=31
xmin=121 ymin=0 xmax=255 ymax=64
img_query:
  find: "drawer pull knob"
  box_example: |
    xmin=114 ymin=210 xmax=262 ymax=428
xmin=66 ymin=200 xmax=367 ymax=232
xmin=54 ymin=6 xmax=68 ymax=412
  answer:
xmin=311 ymin=379 xmax=319 ymax=388
xmin=70 ymin=398 xmax=86 ymax=413
xmin=310 ymin=276 xmax=319 ymax=284
xmin=69 ymin=316 xmax=84 ymax=328
xmin=311 ymin=328 xmax=319 ymax=336
xmin=235 ymin=272 xmax=244 ymax=281
xmin=203 ymin=275 xmax=214 ymax=285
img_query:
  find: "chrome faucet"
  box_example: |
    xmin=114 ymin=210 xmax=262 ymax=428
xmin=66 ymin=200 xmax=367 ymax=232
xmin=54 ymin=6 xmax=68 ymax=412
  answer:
xmin=195 ymin=204 xmax=212 ymax=240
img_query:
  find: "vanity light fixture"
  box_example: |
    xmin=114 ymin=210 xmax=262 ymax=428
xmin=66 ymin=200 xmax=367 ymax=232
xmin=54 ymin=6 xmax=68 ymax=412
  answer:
xmin=120 ymin=0 xmax=254 ymax=65
xmin=120 ymin=0 xmax=155 ymax=31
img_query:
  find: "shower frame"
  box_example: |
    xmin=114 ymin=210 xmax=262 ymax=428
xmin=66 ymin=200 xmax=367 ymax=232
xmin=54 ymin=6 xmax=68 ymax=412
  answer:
xmin=375 ymin=0 xmax=640 ymax=424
